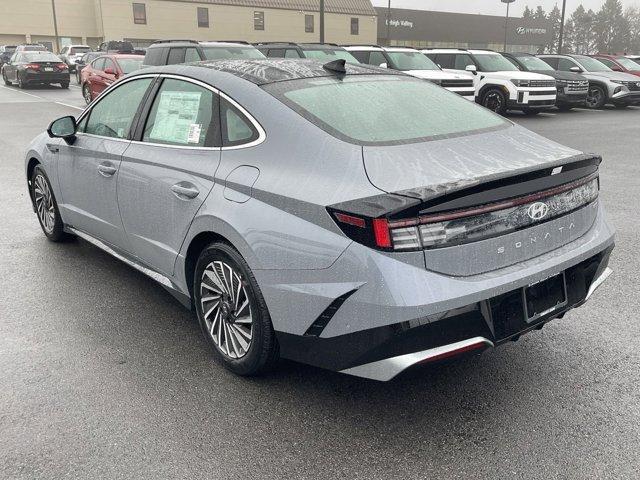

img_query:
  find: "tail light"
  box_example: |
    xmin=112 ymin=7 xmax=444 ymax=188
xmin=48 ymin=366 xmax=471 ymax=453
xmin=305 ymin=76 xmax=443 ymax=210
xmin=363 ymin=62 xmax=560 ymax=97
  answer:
xmin=56 ymin=63 xmax=68 ymax=70
xmin=25 ymin=63 xmax=40 ymax=70
xmin=329 ymin=173 xmax=599 ymax=252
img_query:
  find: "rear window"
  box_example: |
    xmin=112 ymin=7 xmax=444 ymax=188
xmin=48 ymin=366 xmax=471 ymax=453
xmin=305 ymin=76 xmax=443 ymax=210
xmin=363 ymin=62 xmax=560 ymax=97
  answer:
xmin=264 ymin=76 xmax=508 ymax=145
xmin=303 ymin=49 xmax=359 ymax=64
xmin=23 ymin=52 xmax=61 ymax=62
xmin=117 ymin=57 xmax=143 ymax=74
xmin=70 ymin=47 xmax=91 ymax=55
xmin=202 ymin=46 xmax=265 ymax=60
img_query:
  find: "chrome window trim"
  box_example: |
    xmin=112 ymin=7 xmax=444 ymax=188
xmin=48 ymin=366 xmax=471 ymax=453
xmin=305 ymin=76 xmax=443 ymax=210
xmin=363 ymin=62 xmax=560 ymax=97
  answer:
xmin=76 ymin=72 xmax=266 ymax=151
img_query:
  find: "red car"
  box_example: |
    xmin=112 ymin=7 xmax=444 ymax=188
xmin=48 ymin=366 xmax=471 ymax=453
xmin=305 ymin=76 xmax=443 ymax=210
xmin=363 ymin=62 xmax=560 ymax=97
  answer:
xmin=591 ymin=54 xmax=640 ymax=77
xmin=80 ymin=54 xmax=144 ymax=104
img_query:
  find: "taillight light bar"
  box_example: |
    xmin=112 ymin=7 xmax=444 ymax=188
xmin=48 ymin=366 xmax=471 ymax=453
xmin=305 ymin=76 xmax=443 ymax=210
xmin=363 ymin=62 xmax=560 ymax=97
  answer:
xmin=25 ymin=63 xmax=40 ymax=70
xmin=56 ymin=63 xmax=68 ymax=70
xmin=329 ymin=173 xmax=599 ymax=252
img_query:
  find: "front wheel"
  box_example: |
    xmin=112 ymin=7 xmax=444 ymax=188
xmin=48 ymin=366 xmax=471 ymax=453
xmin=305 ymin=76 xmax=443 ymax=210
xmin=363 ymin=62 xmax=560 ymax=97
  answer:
xmin=585 ymin=85 xmax=606 ymax=109
xmin=194 ymin=242 xmax=279 ymax=376
xmin=481 ymin=88 xmax=507 ymax=115
xmin=31 ymin=166 xmax=71 ymax=242
xmin=82 ymin=83 xmax=92 ymax=104
xmin=2 ymin=70 xmax=11 ymax=86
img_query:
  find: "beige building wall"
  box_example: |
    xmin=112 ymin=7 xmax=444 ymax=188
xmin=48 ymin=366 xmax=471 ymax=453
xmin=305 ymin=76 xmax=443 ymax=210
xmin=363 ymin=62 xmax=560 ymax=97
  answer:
xmin=0 ymin=0 xmax=376 ymax=51
xmin=101 ymin=1 xmax=376 ymax=45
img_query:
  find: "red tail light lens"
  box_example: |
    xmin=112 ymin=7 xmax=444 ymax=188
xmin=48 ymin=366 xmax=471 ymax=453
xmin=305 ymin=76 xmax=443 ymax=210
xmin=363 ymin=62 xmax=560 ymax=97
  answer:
xmin=25 ymin=63 xmax=40 ymax=70
xmin=56 ymin=63 xmax=68 ymax=70
xmin=372 ymin=219 xmax=392 ymax=248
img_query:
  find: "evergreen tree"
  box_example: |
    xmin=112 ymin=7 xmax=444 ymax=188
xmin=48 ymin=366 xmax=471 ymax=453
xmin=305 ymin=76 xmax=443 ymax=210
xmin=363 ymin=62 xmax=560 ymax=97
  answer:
xmin=547 ymin=4 xmax=563 ymax=53
xmin=523 ymin=6 xmax=534 ymax=19
xmin=595 ymin=0 xmax=629 ymax=53
xmin=624 ymin=7 xmax=640 ymax=54
xmin=534 ymin=6 xmax=547 ymax=21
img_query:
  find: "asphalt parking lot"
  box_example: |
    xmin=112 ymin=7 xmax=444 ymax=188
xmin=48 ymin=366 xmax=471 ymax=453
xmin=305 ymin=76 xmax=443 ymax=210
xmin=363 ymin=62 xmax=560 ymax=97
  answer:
xmin=1 ymin=84 xmax=639 ymax=480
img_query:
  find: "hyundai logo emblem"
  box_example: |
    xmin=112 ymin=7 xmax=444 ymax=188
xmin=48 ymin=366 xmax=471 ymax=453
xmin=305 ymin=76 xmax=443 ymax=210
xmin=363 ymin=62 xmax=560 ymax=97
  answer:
xmin=527 ymin=202 xmax=550 ymax=221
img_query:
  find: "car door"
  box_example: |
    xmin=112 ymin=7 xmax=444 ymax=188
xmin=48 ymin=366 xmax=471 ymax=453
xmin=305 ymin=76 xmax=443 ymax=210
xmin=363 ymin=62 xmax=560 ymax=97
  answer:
xmin=117 ymin=76 xmax=220 ymax=275
xmin=56 ymin=76 xmax=155 ymax=249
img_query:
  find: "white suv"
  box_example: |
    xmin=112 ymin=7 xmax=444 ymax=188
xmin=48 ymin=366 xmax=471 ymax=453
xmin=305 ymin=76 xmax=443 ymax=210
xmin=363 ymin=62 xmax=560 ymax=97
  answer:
xmin=424 ymin=49 xmax=557 ymax=115
xmin=345 ymin=45 xmax=475 ymax=100
xmin=59 ymin=45 xmax=93 ymax=72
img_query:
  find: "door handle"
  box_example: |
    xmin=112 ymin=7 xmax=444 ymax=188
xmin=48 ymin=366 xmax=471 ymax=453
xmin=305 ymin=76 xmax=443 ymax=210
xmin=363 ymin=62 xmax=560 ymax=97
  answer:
xmin=97 ymin=164 xmax=117 ymax=177
xmin=171 ymin=183 xmax=199 ymax=199
xmin=47 ymin=144 xmax=59 ymax=153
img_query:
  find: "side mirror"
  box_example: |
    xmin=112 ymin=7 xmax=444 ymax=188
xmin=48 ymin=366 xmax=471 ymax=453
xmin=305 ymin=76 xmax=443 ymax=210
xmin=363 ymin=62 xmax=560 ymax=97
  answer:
xmin=104 ymin=67 xmax=116 ymax=76
xmin=47 ymin=116 xmax=76 ymax=143
xmin=569 ymin=66 xmax=582 ymax=73
xmin=379 ymin=62 xmax=388 ymax=69
xmin=466 ymin=64 xmax=477 ymax=74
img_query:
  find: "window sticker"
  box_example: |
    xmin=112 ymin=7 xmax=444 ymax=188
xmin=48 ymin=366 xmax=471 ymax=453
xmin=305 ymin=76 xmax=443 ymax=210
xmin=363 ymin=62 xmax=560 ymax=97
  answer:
xmin=149 ymin=91 xmax=203 ymax=144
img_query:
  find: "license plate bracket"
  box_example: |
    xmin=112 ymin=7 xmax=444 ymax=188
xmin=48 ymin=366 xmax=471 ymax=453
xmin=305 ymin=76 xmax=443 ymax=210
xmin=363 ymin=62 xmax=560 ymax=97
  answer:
xmin=524 ymin=273 xmax=567 ymax=323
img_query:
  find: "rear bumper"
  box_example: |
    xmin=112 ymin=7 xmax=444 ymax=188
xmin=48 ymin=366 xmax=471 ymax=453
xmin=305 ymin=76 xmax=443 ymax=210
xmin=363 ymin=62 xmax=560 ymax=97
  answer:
xmin=276 ymin=244 xmax=614 ymax=380
xmin=23 ymin=71 xmax=70 ymax=84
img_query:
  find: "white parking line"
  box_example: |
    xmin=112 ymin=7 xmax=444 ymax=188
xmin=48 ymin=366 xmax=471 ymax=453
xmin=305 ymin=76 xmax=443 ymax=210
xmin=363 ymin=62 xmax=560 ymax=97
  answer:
xmin=0 ymin=85 xmax=84 ymax=110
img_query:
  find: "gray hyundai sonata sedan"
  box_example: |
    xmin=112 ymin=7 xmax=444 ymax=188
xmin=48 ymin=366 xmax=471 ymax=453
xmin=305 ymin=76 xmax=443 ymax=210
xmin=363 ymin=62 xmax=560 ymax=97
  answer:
xmin=25 ymin=59 xmax=614 ymax=381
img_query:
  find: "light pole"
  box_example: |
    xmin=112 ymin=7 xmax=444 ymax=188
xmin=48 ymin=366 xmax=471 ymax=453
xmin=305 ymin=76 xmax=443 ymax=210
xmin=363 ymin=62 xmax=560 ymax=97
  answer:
xmin=558 ymin=0 xmax=567 ymax=54
xmin=502 ymin=0 xmax=516 ymax=52
xmin=51 ymin=0 xmax=61 ymax=53
xmin=386 ymin=0 xmax=391 ymax=46
xmin=319 ymin=0 xmax=325 ymax=43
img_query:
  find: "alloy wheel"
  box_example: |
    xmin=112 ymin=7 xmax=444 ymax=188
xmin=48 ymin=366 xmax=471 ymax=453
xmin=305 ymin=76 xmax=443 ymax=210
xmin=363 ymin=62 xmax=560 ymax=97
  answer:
xmin=483 ymin=91 xmax=504 ymax=113
xmin=200 ymin=260 xmax=253 ymax=359
xmin=586 ymin=87 xmax=603 ymax=108
xmin=33 ymin=174 xmax=55 ymax=234
xmin=83 ymin=84 xmax=92 ymax=104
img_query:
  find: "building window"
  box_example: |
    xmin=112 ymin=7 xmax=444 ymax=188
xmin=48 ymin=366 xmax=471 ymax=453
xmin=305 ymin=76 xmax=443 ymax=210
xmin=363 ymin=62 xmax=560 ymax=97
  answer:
xmin=254 ymin=11 xmax=264 ymax=30
xmin=305 ymin=14 xmax=314 ymax=33
xmin=350 ymin=17 xmax=359 ymax=35
xmin=197 ymin=7 xmax=209 ymax=28
xmin=132 ymin=3 xmax=146 ymax=25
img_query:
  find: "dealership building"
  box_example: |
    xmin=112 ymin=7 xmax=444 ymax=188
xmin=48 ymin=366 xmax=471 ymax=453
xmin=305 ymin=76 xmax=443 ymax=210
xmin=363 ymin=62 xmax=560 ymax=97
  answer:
xmin=376 ymin=7 xmax=553 ymax=53
xmin=0 ymin=0 xmax=377 ymax=52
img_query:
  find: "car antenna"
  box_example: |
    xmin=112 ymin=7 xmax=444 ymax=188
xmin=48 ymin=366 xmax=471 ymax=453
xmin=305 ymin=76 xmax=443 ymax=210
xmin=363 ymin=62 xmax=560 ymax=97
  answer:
xmin=323 ymin=59 xmax=346 ymax=75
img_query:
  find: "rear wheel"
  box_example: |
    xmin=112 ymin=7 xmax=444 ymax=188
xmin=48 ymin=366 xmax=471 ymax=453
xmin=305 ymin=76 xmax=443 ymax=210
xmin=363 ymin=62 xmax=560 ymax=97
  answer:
xmin=31 ymin=166 xmax=70 ymax=242
xmin=194 ymin=242 xmax=279 ymax=376
xmin=585 ymin=85 xmax=606 ymax=109
xmin=60 ymin=81 xmax=69 ymax=89
xmin=82 ymin=83 xmax=92 ymax=104
xmin=481 ymin=88 xmax=507 ymax=115
xmin=17 ymin=73 xmax=26 ymax=89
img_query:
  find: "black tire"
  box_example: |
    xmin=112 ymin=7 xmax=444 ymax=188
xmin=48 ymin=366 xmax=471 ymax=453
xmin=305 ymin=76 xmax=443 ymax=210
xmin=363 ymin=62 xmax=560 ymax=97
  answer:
xmin=481 ymin=88 xmax=507 ymax=115
xmin=82 ymin=83 xmax=92 ymax=104
xmin=60 ymin=82 xmax=69 ymax=89
xmin=2 ymin=70 xmax=11 ymax=86
xmin=17 ymin=72 xmax=26 ymax=89
xmin=522 ymin=109 xmax=540 ymax=116
xmin=586 ymin=85 xmax=606 ymax=109
xmin=193 ymin=242 xmax=279 ymax=376
xmin=31 ymin=165 xmax=71 ymax=242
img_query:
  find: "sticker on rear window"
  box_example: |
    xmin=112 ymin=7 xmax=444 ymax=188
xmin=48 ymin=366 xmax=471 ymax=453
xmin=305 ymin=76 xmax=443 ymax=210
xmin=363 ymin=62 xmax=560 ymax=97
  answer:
xmin=187 ymin=124 xmax=202 ymax=144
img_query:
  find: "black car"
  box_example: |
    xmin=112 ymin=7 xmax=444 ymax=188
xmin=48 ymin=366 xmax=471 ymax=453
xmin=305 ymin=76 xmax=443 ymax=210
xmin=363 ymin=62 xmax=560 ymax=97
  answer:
xmin=502 ymin=52 xmax=589 ymax=110
xmin=143 ymin=40 xmax=264 ymax=67
xmin=255 ymin=42 xmax=359 ymax=63
xmin=1 ymin=51 xmax=70 ymax=89
xmin=0 ymin=45 xmax=17 ymax=67
xmin=74 ymin=51 xmax=103 ymax=84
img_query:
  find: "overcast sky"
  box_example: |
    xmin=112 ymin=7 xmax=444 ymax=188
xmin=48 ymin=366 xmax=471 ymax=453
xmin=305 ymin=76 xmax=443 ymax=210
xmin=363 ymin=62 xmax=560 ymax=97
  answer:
xmin=370 ymin=0 xmax=640 ymax=16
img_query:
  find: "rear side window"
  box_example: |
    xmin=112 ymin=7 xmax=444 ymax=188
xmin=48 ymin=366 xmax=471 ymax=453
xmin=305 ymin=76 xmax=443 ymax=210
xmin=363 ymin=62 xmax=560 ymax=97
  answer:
xmin=266 ymin=48 xmax=285 ymax=58
xmin=185 ymin=47 xmax=201 ymax=63
xmin=221 ymin=98 xmax=259 ymax=147
xmin=167 ymin=48 xmax=185 ymax=65
xmin=142 ymin=79 xmax=218 ymax=147
xmin=144 ymin=47 xmax=165 ymax=66
xmin=84 ymin=78 xmax=153 ymax=139
xmin=265 ymin=76 xmax=508 ymax=146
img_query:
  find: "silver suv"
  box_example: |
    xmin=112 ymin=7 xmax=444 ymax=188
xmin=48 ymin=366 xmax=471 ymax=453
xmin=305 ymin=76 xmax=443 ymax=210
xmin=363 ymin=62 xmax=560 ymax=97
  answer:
xmin=26 ymin=59 xmax=614 ymax=381
xmin=539 ymin=54 xmax=640 ymax=108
